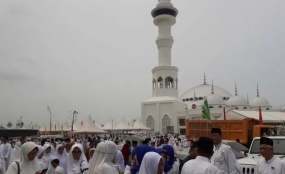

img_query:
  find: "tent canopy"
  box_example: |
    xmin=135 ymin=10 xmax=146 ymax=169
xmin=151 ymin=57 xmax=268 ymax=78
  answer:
xmin=63 ymin=121 xmax=70 ymax=131
xmin=73 ymin=115 xmax=106 ymax=134
xmin=131 ymin=118 xmax=150 ymax=130
xmin=114 ymin=117 xmax=131 ymax=130
xmin=102 ymin=122 xmax=113 ymax=131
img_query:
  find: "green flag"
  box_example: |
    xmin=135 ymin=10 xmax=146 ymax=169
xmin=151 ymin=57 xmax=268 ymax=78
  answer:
xmin=202 ymin=99 xmax=211 ymax=122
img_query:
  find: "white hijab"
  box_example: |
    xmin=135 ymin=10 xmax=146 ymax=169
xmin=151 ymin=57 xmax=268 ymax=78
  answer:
xmin=13 ymin=142 xmax=40 ymax=174
xmin=138 ymin=152 xmax=162 ymax=174
xmin=89 ymin=141 xmax=118 ymax=174
xmin=42 ymin=144 xmax=54 ymax=169
xmin=114 ymin=150 xmax=125 ymax=173
xmin=67 ymin=144 xmax=89 ymax=174
xmin=9 ymin=141 xmax=22 ymax=164
xmin=37 ymin=145 xmax=46 ymax=170
xmin=55 ymin=144 xmax=68 ymax=173
xmin=88 ymin=148 xmax=95 ymax=163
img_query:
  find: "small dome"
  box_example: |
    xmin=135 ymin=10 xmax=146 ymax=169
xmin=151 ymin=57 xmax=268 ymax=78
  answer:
xmin=180 ymin=84 xmax=232 ymax=101
xmin=207 ymin=94 xmax=224 ymax=105
xmin=249 ymin=97 xmax=270 ymax=107
xmin=227 ymin=95 xmax=248 ymax=106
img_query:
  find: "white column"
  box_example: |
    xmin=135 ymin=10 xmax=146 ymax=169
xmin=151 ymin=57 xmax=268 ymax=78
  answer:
xmin=156 ymin=19 xmax=173 ymax=66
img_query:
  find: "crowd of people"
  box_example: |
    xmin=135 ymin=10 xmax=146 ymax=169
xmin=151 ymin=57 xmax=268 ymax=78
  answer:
xmin=0 ymin=127 xmax=284 ymax=174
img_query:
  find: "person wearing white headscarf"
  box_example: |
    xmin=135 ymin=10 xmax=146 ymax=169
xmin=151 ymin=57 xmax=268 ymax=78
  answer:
xmin=88 ymin=148 xmax=95 ymax=164
xmin=66 ymin=144 xmax=89 ymax=174
xmin=138 ymin=152 xmax=164 ymax=174
xmin=46 ymin=156 xmax=65 ymax=174
xmin=41 ymin=144 xmax=54 ymax=170
xmin=89 ymin=141 xmax=118 ymax=174
xmin=9 ymin=141 xmax=22 ymax=162
xmin=37 ymin=145 xmax=46 ymax=170
xmin=113 ymin=150 xmax=125 ymax=174
xmin=55 ymin=144 xmax=68 ymax=174
xmin=6 ymin=142 xmax=41 ymax=174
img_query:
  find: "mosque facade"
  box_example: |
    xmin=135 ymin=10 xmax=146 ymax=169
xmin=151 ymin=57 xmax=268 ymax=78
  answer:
xmin=141 ymin=0 xmax=275 ymax=134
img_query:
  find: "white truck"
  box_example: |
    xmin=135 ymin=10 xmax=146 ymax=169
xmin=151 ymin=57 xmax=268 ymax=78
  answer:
xmin=237 ymin=136 xmax=285 ymax=174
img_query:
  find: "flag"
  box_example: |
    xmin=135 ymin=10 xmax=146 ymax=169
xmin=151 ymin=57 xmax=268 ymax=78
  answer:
xmin=223 ymin=107 xmax=226 ymax=120
xmin=202 ymin=99 xmax=211 ymax=122
xmin=61 ymin=124 xmax=64 ymax=136
xmin=81 ymin=121 xmax=83 ymax=126
xmin=259 ymin=107 xmax=263 ymax=125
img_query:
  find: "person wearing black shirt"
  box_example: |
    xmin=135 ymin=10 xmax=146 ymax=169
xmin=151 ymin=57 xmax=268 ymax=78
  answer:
xmin=179 ymin=141 xmax=198 ymax=174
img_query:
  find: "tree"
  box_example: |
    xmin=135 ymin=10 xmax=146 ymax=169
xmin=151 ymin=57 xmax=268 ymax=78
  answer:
xmin=16 ymin=117 xmax=24 ymax=128
xmin=7 ymin=121 xmax=13 ymax=128
xmin=69 ymin=110 xmax=78 ymax=132
xmin=47 ymin=106 xmax=54 ymax=134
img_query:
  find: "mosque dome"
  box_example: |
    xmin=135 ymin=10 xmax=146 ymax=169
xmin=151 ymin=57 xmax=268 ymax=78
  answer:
xmin=249 ymin=85 xmax=270 ymax=108
xmin=249 ymin=97 xmax=270 ymax=107
xmin=226 ymin=83 xmax=248 ymax=107
xmin=207 ymin=94 xmax=224 ymax=105
xmin=227 ymin=96 xmax=248 ymax=106
xmin=180 ymin=74 xmax=232 ymax=102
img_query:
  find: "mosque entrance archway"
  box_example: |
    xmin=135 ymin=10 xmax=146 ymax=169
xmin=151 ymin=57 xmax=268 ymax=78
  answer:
xmin=162 ymin=115 xmax=171 ymax=133
xmin=146 ymin=115 xmax=154 ymax=130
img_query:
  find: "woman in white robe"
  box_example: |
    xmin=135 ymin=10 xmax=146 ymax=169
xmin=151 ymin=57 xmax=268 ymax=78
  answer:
xmin=113 ymin=150 xmax=125 ymax=174
xmin=66 ymin=144 xmax=89 ymax=174
xmin=88 ymin=148 xmax=95 ymax=164
xmin=37 ymin=145 xmax=46 ymax=170
xmin=55 ymin=144 xmax=68 ymax=174
xmin=8 ymin=141 xmax=22 ymax=165
xmin=42 ymin=144 xmax=54 ymax=170
xmin=46 ymin=156 xmax=65 ymax=174
xmin=6 ymin=142 xmax=41 ymax=174
xmin=89 ymin=141 xmax=118 ymax=174
xmin=138 ymin=152 xmax=164 ymax=174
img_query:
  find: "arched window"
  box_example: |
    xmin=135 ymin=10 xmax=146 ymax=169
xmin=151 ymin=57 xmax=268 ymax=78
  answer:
xmin=165 ymin=77 xmax=174 ymax=89
xmin=209 ymin=106 xmax=214 ymax=108
xmin=152 ymin=79 xmax=156 ymax=90
xmin=162 ymin=115 xmax=171 ymax=133
xmin=146 ymin=115 xmax=154 ymax=129
xmin=243 ymin=107 xmax=247 ymax=109
xmin=266 ymin=108 xmax=270 ymax=110
xmin=218 ymin=106 xmax=223 ymax=108
xmin=158 ymin=77 xmax=163 ymax=89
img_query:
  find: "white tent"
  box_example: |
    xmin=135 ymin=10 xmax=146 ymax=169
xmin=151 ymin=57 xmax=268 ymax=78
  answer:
xmin=73 ymin=115 xmax=106 ymax=134
xmin=63 ymin=121 xmax=70 ymax=131
xmin=102 ymin=122 xmax=113 ymax=131
xmin=52 ymin=122 xmax=62 ymax=132
xmin=114 ymin=117 xmax=132 ymax=130
xmin=72 ymin=121 xmax=80 ymax=131
xmin=131 ymin=118 xmax=151 ymax=130
xmin=39 ymin=124 xmax=46 ymax=132
xmin=93 ymin=119 xmax=103 ymax=129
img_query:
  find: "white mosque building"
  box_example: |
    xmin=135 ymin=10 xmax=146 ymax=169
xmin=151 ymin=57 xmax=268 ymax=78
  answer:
xmin=141 ymin=0 xmax=283 ymax=134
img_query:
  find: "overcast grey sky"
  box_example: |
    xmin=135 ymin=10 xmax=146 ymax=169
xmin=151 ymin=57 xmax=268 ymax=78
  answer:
xmin=1 ymin=0 xmax=285 ymax=127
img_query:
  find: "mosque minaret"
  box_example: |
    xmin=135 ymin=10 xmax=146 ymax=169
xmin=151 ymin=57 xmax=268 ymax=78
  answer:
xmin=141 ymin=0 xmax=187 ymax=133
xmin=151 ymin=0 xmax=179 ymax=98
